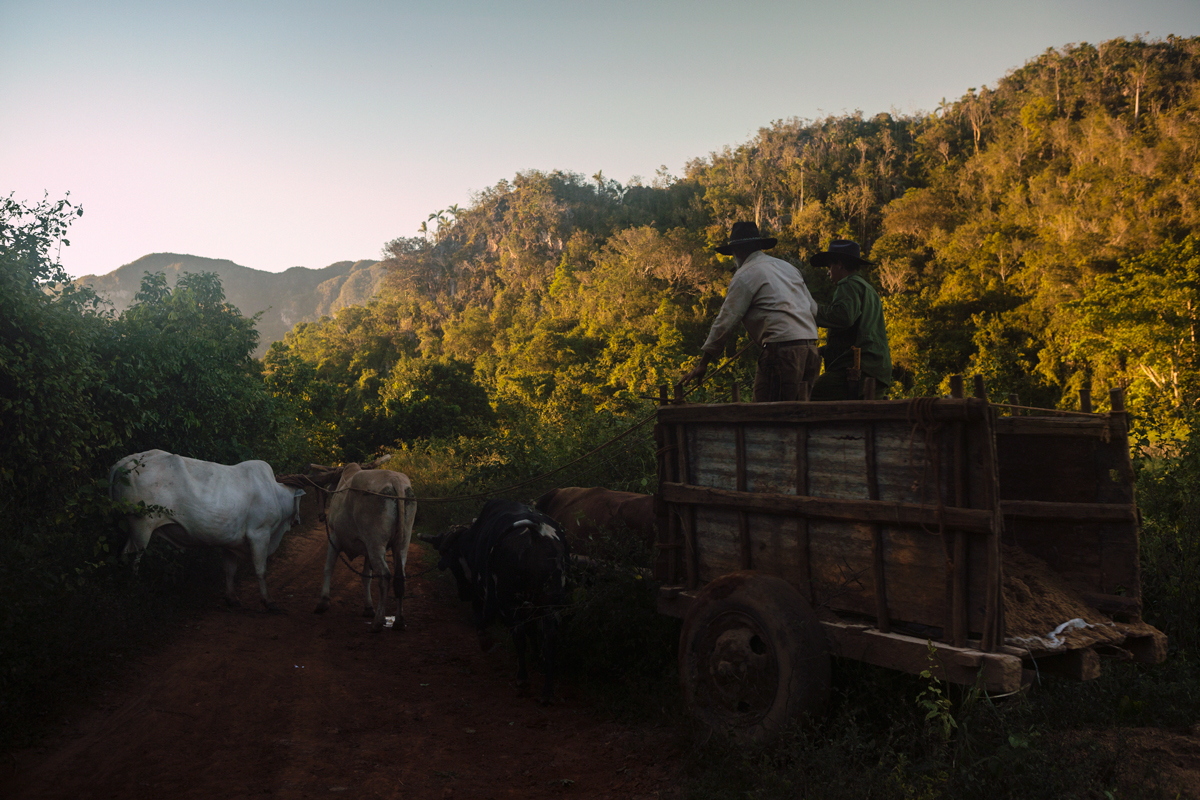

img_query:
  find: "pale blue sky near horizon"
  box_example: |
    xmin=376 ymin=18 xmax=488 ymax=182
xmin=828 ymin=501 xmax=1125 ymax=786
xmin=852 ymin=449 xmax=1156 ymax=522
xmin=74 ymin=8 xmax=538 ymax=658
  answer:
xmin=3 ymin=0 xmax=1199 ymax=279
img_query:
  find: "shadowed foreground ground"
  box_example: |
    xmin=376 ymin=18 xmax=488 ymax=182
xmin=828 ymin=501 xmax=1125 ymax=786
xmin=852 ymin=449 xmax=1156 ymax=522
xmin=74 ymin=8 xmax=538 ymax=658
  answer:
xmin=1 ymin=520 xmax=683 ymax=799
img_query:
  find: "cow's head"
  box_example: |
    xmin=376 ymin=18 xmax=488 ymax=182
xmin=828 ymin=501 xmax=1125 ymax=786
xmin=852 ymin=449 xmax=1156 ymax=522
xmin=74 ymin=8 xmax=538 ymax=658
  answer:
xmin=306 ymin=464 xmax=344 ymax=490
xmin=419 ymin=525 xmax=475 ymax=601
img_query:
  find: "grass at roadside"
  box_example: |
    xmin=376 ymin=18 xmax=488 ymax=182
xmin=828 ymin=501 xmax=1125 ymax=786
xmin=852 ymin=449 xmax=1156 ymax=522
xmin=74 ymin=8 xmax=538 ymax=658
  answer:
xmin=679 ymin=654 xmax=1200 ymax=800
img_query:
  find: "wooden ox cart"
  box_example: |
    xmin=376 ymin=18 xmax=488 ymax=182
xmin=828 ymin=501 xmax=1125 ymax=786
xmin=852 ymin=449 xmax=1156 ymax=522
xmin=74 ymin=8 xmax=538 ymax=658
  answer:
xmin=653 ymin=380 xmax=1167 ymax=741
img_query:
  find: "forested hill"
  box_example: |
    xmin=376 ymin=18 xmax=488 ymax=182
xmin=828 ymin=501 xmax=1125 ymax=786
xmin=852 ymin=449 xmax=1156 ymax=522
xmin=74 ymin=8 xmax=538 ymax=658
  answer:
xmin=263 ymin=35 xmax=1200 ymax=460
xmin=78 ymin=254 xmax=384 ymax=356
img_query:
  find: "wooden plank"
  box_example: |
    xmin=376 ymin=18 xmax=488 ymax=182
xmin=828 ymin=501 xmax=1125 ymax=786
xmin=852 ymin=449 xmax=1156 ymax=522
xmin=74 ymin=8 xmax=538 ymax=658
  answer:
xmin=980 ymin=407 xmax=1004 ymax=652
xmin=744 ymin=425 xmax=798 ymax=495
xmin=996 ymin=400 xmax=1143 ymax=608
xmin=1125 ymin=629 xmax=1168 ymax=664
xmin=653 ymin=422 xmax=674 ymax=584
xmin=1081 ymin=592 xmax=1142 ymax=617
xmin=865 ymin=423 xmax=890 ymax=633
xmin=998 ymin=435 xmax=1100 ymax=503
xmin=807 ymin=424 xmax=870 ymax=501
xmin=685 ymin=419 xmax=951 ymax=506
xmin=952 ymin=421 xmax=968 ymax=647
xmin=658 ymin=398 xmax=989 ymax=426
xmin=1029 ymin=648 xmax=1102 ymax=681
xmin=994 ymin=417 xmax=1112 ymax=437
xmin=807 ymin=519 xmax=992 ymax=632
xmin=736 ymin=423 xmax=751 ymax=569
xmin=1001 ymin=500 xmax=1137 ymax=523
xmin=659 ymin=482 xmax=995 ymax=533
xmin=796 ymin=424 xmax=812 ymax=604
xmin=676 ymin=423 xmax=697 ymax=590
xmin=822 ymin=621 xmax=1024 ymax=692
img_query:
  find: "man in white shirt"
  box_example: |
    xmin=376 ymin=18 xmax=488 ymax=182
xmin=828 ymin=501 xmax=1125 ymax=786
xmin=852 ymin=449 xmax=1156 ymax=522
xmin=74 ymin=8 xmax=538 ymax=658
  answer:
xmin=682 ymin=221 xmax=820 ymax=401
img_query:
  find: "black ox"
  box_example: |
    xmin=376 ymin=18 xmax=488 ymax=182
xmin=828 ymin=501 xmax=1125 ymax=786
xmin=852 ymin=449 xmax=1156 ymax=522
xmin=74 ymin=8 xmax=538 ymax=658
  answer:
xmin=421 ymin=499 xmax=570 ymax=705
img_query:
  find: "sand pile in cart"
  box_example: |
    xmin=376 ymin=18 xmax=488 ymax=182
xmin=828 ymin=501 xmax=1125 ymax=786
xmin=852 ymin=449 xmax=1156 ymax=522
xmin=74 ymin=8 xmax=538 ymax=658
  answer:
xmin=1001 ymin=544 xmax=1128 ymax=651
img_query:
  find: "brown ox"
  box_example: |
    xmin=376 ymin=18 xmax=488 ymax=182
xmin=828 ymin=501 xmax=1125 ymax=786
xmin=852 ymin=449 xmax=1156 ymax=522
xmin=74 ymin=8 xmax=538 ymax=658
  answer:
xmin=308 ymin=456 xmax=417 ymax=632
xmin=534 ymin=487 xmax=656 ymax=556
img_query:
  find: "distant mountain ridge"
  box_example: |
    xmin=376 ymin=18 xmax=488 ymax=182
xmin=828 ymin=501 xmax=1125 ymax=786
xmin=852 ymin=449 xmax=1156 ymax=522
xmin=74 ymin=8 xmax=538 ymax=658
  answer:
xmin=76 ymin=253 xmax=386 ymax=356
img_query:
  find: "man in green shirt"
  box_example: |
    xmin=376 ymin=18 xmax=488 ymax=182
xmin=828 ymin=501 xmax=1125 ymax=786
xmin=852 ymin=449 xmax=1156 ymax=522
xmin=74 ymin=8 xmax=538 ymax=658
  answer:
xmin=810 ymin=240 xmax=892 ymax=400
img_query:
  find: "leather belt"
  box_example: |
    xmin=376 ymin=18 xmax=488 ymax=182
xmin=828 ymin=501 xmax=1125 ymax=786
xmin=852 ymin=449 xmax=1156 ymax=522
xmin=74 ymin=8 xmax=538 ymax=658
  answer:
xmin=765 ymin=338 xmax=818 ymax=348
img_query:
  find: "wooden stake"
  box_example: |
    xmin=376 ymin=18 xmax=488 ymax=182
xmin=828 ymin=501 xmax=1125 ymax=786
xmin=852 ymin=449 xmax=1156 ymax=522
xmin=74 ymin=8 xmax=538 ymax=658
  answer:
xmin=796 ymin=424 xmax=812 ymax=603
xmin=736 ymin=423 xmax=751 ymax=569
xmin=866 ymin=422 xmax=890 ymax=633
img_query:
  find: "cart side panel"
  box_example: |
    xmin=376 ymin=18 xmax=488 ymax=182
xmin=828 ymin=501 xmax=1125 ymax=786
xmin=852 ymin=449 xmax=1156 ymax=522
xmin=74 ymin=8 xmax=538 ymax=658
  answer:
xmin=678 ymin=409 xmax=997 ymax=637
xmin=998 ymin=432 xmax=1100 ymax=503
xmin=693 ymin=507 xmax=809 ymax=585
xmin=688 ymin=424 xmax=738 ymax=492
xmin=804 ymin=420 xmax=954 ymax=503
xmin=1002 ymin=517 xmax=1140 ymax=598
xmin=744 ymin=426 xmax=800 ymax=496
xmin=995 ymin=416 xmax=1141 ymax=605
xmin=806 ymin=521 xmax=992 ymax=634
xmin=806 ymin=424 xmax=871 ymax=500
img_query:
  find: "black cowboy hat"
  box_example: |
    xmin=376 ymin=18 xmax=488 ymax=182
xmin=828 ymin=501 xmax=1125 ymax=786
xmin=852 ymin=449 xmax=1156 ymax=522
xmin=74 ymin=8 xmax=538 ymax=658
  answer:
xmin=810 ymin=239 xmax=872 ymax=268
xmin=714 ymin=221 xmax=777 ymax=255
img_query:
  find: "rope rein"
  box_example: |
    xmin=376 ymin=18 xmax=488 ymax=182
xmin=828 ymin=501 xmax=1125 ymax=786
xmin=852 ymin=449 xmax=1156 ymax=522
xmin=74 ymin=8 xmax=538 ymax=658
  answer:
xmin=991 ymin=402 xmax=1108 ymax=418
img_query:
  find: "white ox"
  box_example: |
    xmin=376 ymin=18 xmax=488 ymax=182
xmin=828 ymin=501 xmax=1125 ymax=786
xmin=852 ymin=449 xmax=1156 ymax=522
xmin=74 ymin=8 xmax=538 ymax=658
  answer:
xmin=110 ymin=449 xmax=305 ymax=612
xmin=308 ymin=458 xmax=417 ymax=632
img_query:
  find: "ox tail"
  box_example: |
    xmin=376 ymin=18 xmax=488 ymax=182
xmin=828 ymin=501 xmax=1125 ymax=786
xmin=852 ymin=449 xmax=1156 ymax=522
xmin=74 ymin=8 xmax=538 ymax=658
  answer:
xmin=108 ymin=462 xmax=119 ymax=502
xmin=108 ymin=459 xmax=128 ymax=502
xmin=393 ymin=486 xmax=416 ymax=571
xmin=391 ymin=489 xmax=401 ymax=566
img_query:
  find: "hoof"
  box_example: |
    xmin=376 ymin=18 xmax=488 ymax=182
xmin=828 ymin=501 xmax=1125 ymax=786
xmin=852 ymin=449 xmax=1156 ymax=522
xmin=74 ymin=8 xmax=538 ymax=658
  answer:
xmin=314 ymin=598 xmax=331 ymax=614
xmin=479 ymin=633 xmax=498 ymax=652
xmin=225 ymin=596 xmax=242 ymax=609
xmin=264 ymin=603 xmax=286 ymax=615
xmin=539 ymin=696 xmax=555 ymax=707
xmin=392 ymin=616 xmax=406 ymax=631
xmin=516 ymin=679 xmax=533 ymax=697
xmin=361 ymin=606 xmax=375 ymax=618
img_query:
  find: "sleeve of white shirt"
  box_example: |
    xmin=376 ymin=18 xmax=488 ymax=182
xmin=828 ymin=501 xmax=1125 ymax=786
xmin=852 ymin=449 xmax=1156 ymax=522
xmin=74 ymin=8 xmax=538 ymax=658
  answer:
xmin=701 ymin=269 xmax=756 ymax=356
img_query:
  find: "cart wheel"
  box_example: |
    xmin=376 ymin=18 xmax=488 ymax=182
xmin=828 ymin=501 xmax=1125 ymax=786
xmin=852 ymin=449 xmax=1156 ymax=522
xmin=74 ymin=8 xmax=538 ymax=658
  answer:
xmin=679 ymin=571 xmax=830 ymax=743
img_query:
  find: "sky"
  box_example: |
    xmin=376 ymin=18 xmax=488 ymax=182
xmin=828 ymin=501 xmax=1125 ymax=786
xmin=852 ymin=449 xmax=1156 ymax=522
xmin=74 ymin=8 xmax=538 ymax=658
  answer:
xmin=3 ymin=1 xmax=1199 ymax=280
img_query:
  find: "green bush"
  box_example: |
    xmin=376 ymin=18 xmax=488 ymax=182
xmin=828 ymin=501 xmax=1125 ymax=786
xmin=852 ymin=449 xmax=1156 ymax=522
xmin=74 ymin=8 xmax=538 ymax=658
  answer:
xmin=0 ymin=196 xmax=294 ymax=748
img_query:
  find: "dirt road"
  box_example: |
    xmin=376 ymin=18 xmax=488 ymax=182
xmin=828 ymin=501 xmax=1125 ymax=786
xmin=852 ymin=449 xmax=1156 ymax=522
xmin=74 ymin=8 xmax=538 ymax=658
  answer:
xmin=1 ymin=519 xmax=684 ymax=800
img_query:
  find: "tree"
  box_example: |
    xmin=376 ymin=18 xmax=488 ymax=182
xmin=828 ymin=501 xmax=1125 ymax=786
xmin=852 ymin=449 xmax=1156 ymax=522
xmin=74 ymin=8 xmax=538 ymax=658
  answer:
xmin=102 ymin=271 xmax=275 ymax=465
xmin=1065 ymin=236 xmax=1200 ymax=415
